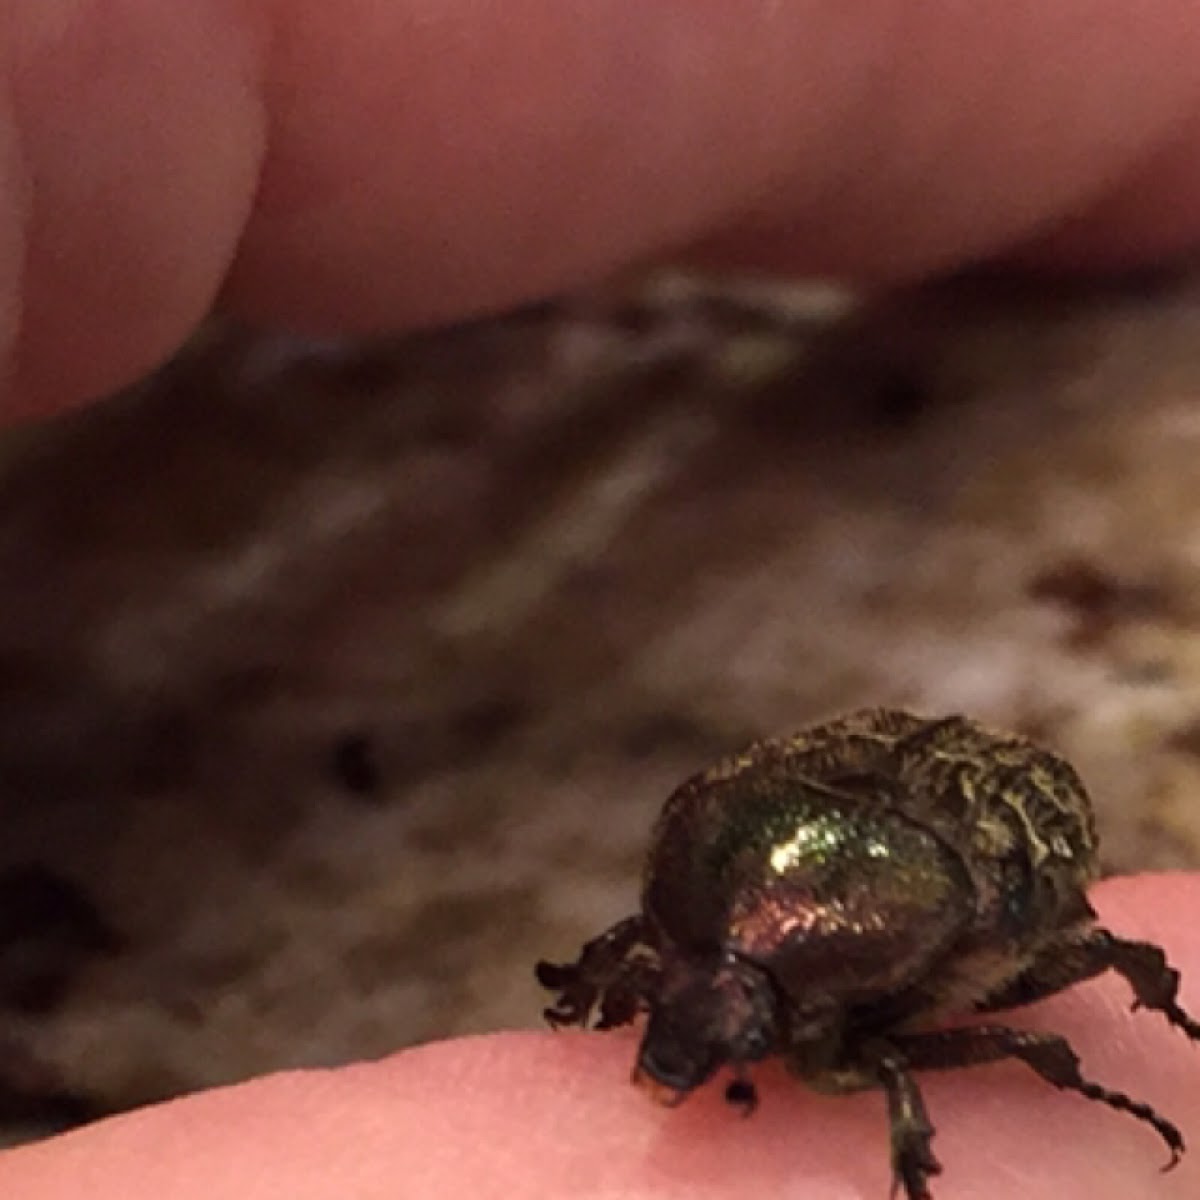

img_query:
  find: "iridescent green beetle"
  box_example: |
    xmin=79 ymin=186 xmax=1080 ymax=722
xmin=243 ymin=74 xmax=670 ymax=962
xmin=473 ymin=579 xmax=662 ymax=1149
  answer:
xmin=537 ymin=708 xmax=1200 ymax=1199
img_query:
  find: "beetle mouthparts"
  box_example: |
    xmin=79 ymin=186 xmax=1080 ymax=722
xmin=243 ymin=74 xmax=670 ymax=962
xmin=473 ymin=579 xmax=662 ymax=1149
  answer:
xmin=631 ymin=1066 xmax=687 ymax=1107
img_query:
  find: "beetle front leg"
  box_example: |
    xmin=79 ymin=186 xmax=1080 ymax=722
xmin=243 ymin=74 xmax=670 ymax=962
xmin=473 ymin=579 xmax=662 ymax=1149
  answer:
xmin=536 ymin=915 xmax=655 ymax=1030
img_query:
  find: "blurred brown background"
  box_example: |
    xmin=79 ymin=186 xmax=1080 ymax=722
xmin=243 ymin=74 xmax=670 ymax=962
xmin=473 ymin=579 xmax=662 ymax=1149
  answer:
xmin=3 ymin=271 xmax=1200 ymax=1139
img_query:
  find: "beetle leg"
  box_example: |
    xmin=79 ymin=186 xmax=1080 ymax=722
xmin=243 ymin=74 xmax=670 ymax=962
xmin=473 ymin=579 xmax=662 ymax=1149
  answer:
xmin=973 ymin=933 xmax=1108 ymax=1013
xmin=535 ymin=915 xmax=652 ymax=1029
xmin=977 ymin=928 xmax=1200 ymax=1042
xmin=595 ymin=952 xmax=659 ymax=1029
xmin=891 ymin=1025 xmax=1185 ymax=1170
xmin=872 ymin=1050 xmax=941 ymax=1200
xmin=1086 ymin=929 xmax=1200 ymax=1040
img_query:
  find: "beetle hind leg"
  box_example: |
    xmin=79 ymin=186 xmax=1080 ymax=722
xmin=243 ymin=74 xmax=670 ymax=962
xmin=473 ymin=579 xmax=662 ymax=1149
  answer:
xmin=536 ymin=915 xmax=655 ymax=1030
xmin=1088 ymin=928 xmax=1200 ymax=1042
xmin=892 ymin=1025 xmax=1185 ymax=1169
xmin=978 ymin=927 xmax=1200 ymax=1043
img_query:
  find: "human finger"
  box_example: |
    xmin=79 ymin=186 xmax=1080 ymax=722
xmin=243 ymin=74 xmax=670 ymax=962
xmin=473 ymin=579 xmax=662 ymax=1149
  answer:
xmin=8 ymin=3 xmax=1200 ymax=414
xmin=0 ymin=874 xmax=1197 ymax=1197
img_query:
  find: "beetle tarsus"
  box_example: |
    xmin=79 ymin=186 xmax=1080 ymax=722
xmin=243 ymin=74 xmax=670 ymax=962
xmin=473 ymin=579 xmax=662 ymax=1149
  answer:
xmin=538 ymin=915 xmax=650 ymax=1030
xmin=1090 ymin=930 xmax=1200 ymax=1043
xmin=874 ymin=1052 xmax=940 ymax=1200
xmin=891 ymin=1024 xmax=1186 ymax=1167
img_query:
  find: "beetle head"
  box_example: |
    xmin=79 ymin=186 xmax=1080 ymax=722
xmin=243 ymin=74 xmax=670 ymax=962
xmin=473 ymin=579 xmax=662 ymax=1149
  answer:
xmin=633 ymin=954 xmax=777 ymax=1105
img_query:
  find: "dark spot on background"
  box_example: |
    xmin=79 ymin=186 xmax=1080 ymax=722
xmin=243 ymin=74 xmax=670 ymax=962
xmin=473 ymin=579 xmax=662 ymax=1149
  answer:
xmin=129 ymin=707 xmax=196 ymax=794
xmin=331 ymin=733 xmax=381 ymax=798
xmin=332 ymin=697 xmax=530 ymax=804
xmin=308 ymin=345 xmax=407 ymax=394
xmin=0 ymin=864 xmax=121 ymax=1014
xmin=620 ymin=713 xmax=724 ymax=760
xmin=0 ymin=1081 xmax=99 ymax=1131
xmin=1030 ymin=559 xmax=1127 ymax=614
xmin=449 ymin=695 xmax=529 ymax=750
xmin=865 ymin=366 xmax=930 ymax=432
xmin=1027 ymin=557 xmax=1172 ymax=648
xmin=0 ymin=1039 xmax=102 ymax=1131
xmin=1166 ymin=721 xmax=1200 ymax=761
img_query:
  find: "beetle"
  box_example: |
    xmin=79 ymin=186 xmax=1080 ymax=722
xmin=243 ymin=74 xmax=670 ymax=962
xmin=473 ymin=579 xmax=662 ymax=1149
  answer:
xmin=536 ymin=708 xmax=1200 ymax=1199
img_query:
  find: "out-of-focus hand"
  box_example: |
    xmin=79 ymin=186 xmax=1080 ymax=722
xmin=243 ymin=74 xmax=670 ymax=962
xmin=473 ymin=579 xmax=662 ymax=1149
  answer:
xmin=5 ymin=2 xmax=1200 ymax=414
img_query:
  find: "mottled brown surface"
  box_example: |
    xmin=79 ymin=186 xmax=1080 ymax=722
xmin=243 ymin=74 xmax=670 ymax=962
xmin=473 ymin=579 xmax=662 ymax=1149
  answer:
xmin=3 ymin=272 xmax=1200 ymax=1134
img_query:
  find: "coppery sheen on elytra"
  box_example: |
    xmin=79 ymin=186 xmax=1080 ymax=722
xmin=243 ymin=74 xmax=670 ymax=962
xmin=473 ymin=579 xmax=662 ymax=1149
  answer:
xmin=536 ymin=709 xmax=1200 ymax=1200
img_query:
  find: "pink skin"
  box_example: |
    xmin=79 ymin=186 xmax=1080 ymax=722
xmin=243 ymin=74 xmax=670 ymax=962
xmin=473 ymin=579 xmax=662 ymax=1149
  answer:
xmin=3 ymin=5 xmax=1200 ymax=1195
xmin=0 ymin=876 xmax=1198 ymax=1198
xmin=5 ymin=2 xmax=1200 ymax=411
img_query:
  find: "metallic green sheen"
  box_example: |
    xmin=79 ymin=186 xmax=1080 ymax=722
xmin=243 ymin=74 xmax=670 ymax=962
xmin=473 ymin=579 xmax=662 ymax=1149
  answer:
xmin=643 ymin=766 xmax=970 ymax=1006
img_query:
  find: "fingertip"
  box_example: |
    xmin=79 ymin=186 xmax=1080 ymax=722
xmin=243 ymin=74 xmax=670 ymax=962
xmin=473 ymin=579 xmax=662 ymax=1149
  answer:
xmin=4 ymin=0 xmax=268 ymax=415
